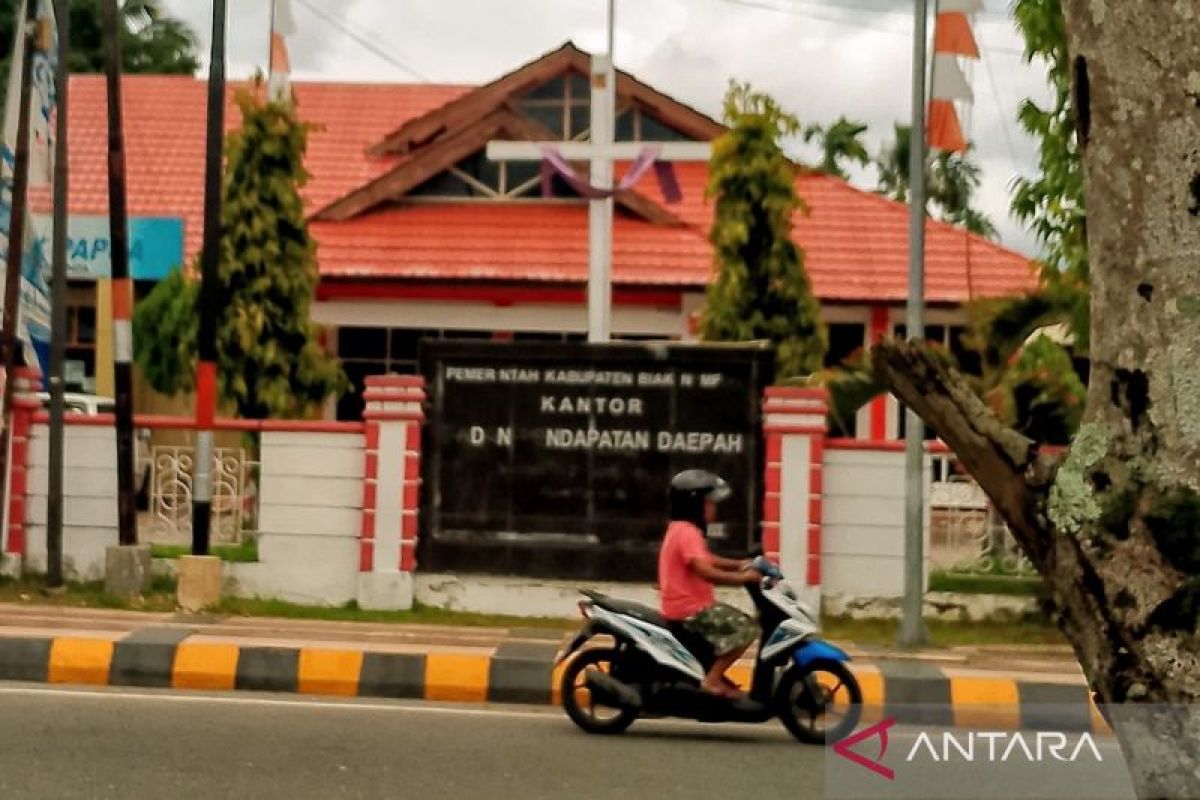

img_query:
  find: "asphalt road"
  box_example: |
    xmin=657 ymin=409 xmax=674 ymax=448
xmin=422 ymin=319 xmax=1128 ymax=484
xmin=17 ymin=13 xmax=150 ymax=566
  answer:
xmin=0 ymin=684 xmax=1137 ymax=800
xmin=0 ymin=684 xmax=822 ymax=800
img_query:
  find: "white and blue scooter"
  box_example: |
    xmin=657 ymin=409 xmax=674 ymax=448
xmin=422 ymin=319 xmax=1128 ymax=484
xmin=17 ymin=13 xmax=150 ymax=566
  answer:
xmin=557 ymin=557 xmax=862 ymax=745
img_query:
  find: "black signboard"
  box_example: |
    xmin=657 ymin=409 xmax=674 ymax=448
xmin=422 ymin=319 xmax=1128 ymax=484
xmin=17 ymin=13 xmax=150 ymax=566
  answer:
xmin=419 ymin=341 xmax=774 ymax=581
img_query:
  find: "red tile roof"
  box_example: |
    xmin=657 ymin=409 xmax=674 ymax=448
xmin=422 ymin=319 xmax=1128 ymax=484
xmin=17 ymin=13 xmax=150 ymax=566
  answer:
xmin=56 ymin=74 xmax=1035 ymax=304
xmin=57 ymin=75 xmax=470 ymax=263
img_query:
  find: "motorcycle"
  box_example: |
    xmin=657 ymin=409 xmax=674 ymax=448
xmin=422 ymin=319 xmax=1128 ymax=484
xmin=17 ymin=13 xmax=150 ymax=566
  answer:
xmin=557 ymin=557 xmax=862 ymax=745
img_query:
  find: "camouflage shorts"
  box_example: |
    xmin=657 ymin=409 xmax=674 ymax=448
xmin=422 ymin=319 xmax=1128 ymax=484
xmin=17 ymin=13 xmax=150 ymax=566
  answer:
xmin=681 ymin=602 xmax=757 ymax=657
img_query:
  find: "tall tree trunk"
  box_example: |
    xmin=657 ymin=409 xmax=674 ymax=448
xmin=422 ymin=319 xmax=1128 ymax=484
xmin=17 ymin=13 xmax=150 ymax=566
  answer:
xmin=875 ymin=3 xmax=1200 ymax=796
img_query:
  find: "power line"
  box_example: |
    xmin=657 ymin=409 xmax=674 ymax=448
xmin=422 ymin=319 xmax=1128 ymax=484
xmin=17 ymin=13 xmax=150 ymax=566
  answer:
xmin=292 ymin=0 xmax=432 ymax=81
xmin=707 ymin=0 xmax=1026 ymax=57
xmin=980 ymin=48 xmax=1019 ymax=164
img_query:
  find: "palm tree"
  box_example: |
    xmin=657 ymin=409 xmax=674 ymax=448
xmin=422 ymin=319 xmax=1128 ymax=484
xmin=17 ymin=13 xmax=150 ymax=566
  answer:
xmin=874 ymin=123 xmax=912 ymax=202
xmin=802 ymin=117 xmax=871 ymax=180
xmin=873 ymin=123 xmax=997 ymax=238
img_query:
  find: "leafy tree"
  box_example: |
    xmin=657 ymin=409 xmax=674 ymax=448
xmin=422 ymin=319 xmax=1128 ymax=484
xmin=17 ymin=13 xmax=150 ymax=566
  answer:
xmin=874 ymin=1 xmax=1200 ymax=792
xmin=802 ymin=116 xmax=870 ymax=180
xmin=132 ymin=266 xmax=196 ymax=396
xmin=701 ymin=81 xmax=826 ymax=378
xmin=1010 ymin=0 xmax=1088 ymax=347
xmin=874 ymin=124 xmax=998 ymax=239
xmin=135 ymin=85 xmax=345 ymax=419
xmin=0 ymin=0 xmax=199 ymax=92
xmin=962 ymin=0 xmax=1088 ymax=443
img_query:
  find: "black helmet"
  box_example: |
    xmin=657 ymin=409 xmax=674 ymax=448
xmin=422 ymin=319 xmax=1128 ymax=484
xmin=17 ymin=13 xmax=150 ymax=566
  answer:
xmin=669 ymin=469 xmax=731 ymax=530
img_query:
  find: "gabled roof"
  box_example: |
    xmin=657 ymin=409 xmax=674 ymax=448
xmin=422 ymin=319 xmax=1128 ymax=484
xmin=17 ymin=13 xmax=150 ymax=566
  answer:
xmin=53 ymin=75 xmax=469 ymax=260
xmin=53 ymin=68 xmax=1035 ymax=305
xmin=366 ymin=42 xmax=725 ymax=159
xmin=314 ymin=164 xmax=1037 ymax=302
xmin=313 ymin=102 xmax=686 ymax=227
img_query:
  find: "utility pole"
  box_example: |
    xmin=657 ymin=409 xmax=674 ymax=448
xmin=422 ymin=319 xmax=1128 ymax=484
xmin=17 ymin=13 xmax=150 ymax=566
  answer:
xmin=586 ymin=0 xmax=616 ymax=343
xmin=899 ymin=0 xmax=930 ymax=648
xmin=101 ymin=0 xmax=137 ymax=548
xmin=192 ymin=0 xmax=228 ymax=557
xmin=0 ymin=0 xmax=41 ymax=542
xmin=46 ymin=0 xmax=70 ymax=591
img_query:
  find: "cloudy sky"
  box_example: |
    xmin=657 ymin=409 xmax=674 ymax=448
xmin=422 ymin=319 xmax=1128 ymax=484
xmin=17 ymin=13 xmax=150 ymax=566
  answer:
xmin=159 ymin=0 xmax=1053 ymax=255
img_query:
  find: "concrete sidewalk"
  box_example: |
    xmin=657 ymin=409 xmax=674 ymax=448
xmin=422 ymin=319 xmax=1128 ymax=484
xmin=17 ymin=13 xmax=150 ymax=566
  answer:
xmin=0 ymin=603 xmax=1101 ymax=732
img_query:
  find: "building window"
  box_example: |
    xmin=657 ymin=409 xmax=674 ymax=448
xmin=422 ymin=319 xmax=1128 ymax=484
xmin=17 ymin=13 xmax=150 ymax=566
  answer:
xmin=824 ymin=323 xmax=866 ymax=369
xmin=408 ymin=149 xmax=577 ymax=201
xmin=65 ymin=281 xmax=97 ymax=392
xmin=517 ymin=71 xmax=591 ymax=141
xmin=616 ymin=105 xmax=690 ymax=143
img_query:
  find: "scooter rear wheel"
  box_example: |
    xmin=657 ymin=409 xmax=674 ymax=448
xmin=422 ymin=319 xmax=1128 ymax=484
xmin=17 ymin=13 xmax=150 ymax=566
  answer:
xmin=776 ymin=659 xmax=862 ymax=745
xmin=560 ymin=647 xmax=638 ymax=735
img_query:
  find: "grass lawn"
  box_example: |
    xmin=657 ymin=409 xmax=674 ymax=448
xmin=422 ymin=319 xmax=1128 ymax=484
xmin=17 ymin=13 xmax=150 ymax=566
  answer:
xmin=0 ymin=574 xmax=1067 ymax=647
xmin=821 ymin=615 xmax=1067 ymax=648
xmin=151 ymin=540 xmax=259 ymax=563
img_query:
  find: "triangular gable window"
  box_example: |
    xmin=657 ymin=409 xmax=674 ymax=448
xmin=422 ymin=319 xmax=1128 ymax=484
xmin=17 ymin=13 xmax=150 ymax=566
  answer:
xmin=517 ymin=71 xmax=693 ymax=144
xmin=408 ymin=148 xmax=579 ymax=201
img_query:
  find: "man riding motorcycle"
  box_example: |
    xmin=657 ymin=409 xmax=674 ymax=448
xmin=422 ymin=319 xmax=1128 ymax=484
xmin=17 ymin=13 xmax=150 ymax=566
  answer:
xmin=658 ymin=469 xmax=766 ymax=700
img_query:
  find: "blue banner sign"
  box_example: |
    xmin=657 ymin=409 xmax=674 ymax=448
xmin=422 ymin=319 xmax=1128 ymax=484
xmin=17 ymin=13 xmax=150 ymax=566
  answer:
xmin=32 ymin=214 xmax=184 ymax=281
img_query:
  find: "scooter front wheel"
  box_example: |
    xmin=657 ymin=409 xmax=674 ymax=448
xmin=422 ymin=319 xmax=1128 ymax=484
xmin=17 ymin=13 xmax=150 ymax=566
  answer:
xmin=776 ymin=659 xmax=862 ymax=745
xmin=560 ymin=647 xmax=638 ymax=735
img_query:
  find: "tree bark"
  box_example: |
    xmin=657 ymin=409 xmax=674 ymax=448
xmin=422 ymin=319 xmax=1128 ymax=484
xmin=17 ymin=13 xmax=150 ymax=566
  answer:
xmin=874 ymin=3 xmax=1200 ymax=795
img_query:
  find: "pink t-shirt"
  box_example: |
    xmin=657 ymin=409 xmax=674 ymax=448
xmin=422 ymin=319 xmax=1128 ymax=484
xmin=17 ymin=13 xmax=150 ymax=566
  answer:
xmin=658 ymin=520 xmax=716 ymax=621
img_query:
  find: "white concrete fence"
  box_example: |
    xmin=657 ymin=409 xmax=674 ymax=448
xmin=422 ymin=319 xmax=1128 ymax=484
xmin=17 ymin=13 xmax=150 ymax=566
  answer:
xmin=2 ymin=377 xmax=1011 ymax=617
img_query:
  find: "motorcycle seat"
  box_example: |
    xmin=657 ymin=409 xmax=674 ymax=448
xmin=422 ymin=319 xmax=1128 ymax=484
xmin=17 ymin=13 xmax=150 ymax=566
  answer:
xmin=581 ymin=590 xmax=669 ymax=629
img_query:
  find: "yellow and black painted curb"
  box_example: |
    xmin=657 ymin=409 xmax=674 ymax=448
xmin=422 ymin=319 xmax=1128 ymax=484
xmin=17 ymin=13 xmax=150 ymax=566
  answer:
xmin=0 ymin=632 xmax=1108 ymax=733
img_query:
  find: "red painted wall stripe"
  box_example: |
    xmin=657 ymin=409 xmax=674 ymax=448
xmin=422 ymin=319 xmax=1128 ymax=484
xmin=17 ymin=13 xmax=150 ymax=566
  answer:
xmin=317 ymin=281 xmax=682 ymax=308
xmin=869 ymin=305 xmax=890 ymax=440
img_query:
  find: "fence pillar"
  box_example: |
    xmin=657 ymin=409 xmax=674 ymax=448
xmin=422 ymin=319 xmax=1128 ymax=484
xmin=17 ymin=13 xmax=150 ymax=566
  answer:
xmin=763 ymin=387 xmax=827 ymax=608
xmin=2 ymin=367 xmax=41 ymax=573
xmin=357 ymin=376 xmax=425 ymax=610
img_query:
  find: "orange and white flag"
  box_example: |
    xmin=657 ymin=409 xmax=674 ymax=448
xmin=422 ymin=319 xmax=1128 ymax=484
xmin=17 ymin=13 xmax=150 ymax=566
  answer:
xmin=927 ymin=3 xmax=979 ymax=153
xmin=269 ymin=0 xmax=296 ymax=102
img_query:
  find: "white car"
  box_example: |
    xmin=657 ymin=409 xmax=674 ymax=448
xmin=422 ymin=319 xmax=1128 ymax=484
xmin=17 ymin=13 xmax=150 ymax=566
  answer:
xmin=35 ymin=392 xmax=153 ymax=510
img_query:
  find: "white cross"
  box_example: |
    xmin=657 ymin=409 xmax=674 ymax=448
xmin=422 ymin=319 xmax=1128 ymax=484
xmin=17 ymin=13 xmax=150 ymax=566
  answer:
xmin=486 ymin=3 xmax=711 ymax=343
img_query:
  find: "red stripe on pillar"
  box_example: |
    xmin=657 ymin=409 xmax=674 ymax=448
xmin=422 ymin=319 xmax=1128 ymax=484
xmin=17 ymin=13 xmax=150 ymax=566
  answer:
xmin=807 ymin=555 xmax=821 ymax=586
xmin=364 ymin=453 xmax=378 ymax=481
xmin=402 ymin=481 xmax=420 ymax=511
xmin=761 ymin=522 xmax=779 ymax=557
xmin=765 ymin=465 xmax=780 ymax=495
xmin=360 ymin=540 xmax=374 ymax=572
xmin=362 ymin=482 xmax=376 ymax=513
xmin=763 ymin=495 xmax=780 ymax=524
xmin=402 ymin=513 xmax=418 ymax=539
xmin=400 ymin=543 xmax=416 ymax=572
xmin=365 ymin=423 xmax=379 ymax=454
xmin=111 ymin=278 xmax=134 ymax=321
xmin=809 ymin=498 xmax=822 ymax=527
xmin=869 ymin=306 xmax=890 ymax=440
xmin=196 ymin=362 xmax=218 ymax=428
xmin=10 ymin=468 xmax=26 ymax=498
xmin=360 ymin=509 xmax=375 ymax=540
xmin=404 ymin=454 xmax=420 ymax=482
xmin=766 ymin=434 xmax=781 ymax=465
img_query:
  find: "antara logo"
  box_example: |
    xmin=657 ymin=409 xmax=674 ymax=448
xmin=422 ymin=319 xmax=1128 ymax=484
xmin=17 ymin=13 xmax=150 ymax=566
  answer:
xmin=834 ymin=718 xmax=1104 ymax=780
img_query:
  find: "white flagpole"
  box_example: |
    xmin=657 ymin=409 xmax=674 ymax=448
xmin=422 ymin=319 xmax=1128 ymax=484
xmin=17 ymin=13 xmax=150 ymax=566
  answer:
xmin=587 ymin=0 xmax=616 ymax=343
xmin=900 ymin=0 xmax=930 ymax=648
